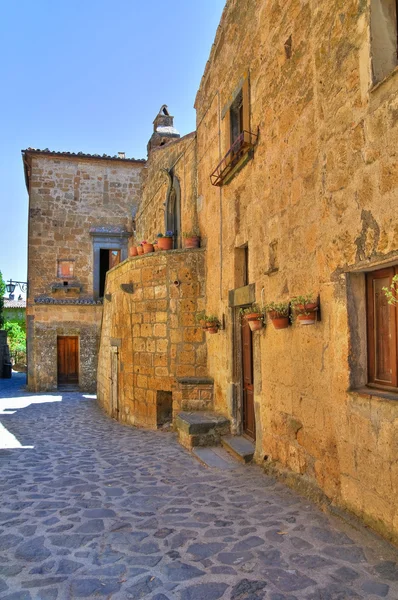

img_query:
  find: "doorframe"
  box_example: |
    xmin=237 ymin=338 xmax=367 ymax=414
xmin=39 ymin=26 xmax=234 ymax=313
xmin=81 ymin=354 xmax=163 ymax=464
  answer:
xmin=228 ymin=283 xmax=256 ymax=436
xmin=57 ymin=335 xmax=79 ymax=386
xmin=110 ymin=345 xmax=119 ymax=419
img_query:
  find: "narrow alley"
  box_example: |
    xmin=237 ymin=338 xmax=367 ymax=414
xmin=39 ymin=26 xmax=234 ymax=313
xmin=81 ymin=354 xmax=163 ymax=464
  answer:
xmin=0 ymin=375 xmax=397 ymax=599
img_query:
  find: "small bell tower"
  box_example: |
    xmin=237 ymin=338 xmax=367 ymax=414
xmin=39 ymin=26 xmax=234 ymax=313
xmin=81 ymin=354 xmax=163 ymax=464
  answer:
xmin=147 ymin=105 xmax=180 ymax=154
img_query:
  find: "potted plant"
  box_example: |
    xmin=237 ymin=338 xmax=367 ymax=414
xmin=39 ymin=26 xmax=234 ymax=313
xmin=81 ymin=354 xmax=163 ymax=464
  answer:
xmin=195 ymin=311 xmax=221 ymax=333
xmin=183 ymin=229 xmax=201 ymax=249
xmin=205 ymin=314 xmax=221 ymax=334
xmin=265 ymin=302 xmax=290 ymax=329
xmin=240 ymin=304 xmax=264 ymax=331
xmin=291 ymin=294 xmax=319 ymax=325
xmin=129 ymin=246 xmax=138 ymax=257
xmin=157 ymin=231 xmax=174 ymax=251
xmin=142 ymin=240 xmax=154 ymax=254
xmin=137 ymin=244 xmax=144 ymax=255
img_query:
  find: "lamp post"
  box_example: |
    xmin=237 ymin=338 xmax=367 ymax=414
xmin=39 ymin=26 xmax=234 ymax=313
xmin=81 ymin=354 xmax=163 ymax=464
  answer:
xmin=6 ymin=280 xmax=28 ymax=301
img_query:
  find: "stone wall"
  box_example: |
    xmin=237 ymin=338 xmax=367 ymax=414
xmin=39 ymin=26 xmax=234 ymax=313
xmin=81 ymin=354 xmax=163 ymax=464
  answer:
xmin=191 ymin=0 xmax=398 ymax=542
xmin=27 ymin=305 xmax=103 ymax=392
xmin=135 ymin=133 xmax=197 ymax=246
xmin=97 ymin=249 xmax=206 ymax=428
xmin=25 ymin=152 xmax=145 ymax=392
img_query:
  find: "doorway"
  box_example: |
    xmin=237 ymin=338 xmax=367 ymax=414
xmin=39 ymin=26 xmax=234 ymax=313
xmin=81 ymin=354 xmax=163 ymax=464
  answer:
xmin=57 ymin=336 xmax=79 ymax=385
xmin=241 ymin=314 xmax=256 ymax=440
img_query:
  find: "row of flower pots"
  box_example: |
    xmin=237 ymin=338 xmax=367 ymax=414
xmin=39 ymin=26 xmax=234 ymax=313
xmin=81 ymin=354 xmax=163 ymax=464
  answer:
xmin=242 ymin=296 xmax=319 ymax=332
xmin=195 ymin=296 xmax=319 ymax=335
xmin=129 ymin=231 xmax=201 ymax=257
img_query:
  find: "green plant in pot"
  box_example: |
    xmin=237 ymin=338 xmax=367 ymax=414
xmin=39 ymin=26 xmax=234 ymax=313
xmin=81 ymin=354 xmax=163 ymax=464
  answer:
xmin=290 ymin=294 xmax=319 ymax=325
xmin=240 ymin=304 xmax=265 ymax=331
xmin=265 ymin=301 xmax=290 ymax=330
xmin=195 ymin=310 xmax=220 ymax=333
xmin=183 ymin=228 xmax=200 ymax=249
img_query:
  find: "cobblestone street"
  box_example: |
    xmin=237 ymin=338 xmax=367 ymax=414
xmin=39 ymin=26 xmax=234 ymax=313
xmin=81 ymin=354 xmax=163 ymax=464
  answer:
xmin=0 ymin=375 xmax=397 ymax=599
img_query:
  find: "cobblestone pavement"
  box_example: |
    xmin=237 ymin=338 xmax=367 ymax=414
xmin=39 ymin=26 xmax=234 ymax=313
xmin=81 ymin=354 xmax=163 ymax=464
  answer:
xmin=0 ymin=374 xmax=398 ymax=599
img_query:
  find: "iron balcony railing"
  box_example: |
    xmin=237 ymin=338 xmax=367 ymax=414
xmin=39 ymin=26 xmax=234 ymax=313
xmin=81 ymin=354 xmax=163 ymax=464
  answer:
xmin=210 ymin=129 xmax=258 ymax=187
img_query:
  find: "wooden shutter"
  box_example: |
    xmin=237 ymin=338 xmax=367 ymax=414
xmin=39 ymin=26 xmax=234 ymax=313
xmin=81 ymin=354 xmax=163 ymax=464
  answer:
xmin=242 ymin=76 xmax=250 ymax=134
xmin=366 ymin=267 xmax=398 ymax=387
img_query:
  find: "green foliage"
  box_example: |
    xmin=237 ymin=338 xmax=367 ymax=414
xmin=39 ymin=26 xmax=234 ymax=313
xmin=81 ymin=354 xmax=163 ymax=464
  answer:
xmin=195 ymin=310 xmax=220 ymax=326
xmin=383 ymin=275 xmax=398 ymax=305
xmin=239 ymin=304 xmax=263 ymax=316
xmin=0 ymin=270 xmax=5 ymax=329
xmin=4 ymin=321 xmax=26 ymax=353
xmin=182 ymin=228 xmax=200 ymax=238
xmin=265 ymin=302 xmax=290 ymax=317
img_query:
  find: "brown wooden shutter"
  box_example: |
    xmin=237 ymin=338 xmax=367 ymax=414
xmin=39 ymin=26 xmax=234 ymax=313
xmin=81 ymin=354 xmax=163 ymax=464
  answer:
xmin=242 ymin=76 xmax=250 ymax=134
xmin=366 ymin=267 xmax=398 ymax=387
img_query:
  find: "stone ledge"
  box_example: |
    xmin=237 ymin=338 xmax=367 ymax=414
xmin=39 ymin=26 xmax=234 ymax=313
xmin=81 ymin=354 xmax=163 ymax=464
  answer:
xmin=176 ymin=412 xmax=230 ymax=435
xmin=176 ymin=377 xmax=214 ymax=385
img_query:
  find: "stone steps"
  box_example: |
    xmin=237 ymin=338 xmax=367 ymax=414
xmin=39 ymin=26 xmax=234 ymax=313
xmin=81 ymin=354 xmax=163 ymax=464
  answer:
xmin=221 ymin=435 xmax=255 ymax=464
xmin=175 ymin=411 xmax=230 ymax=450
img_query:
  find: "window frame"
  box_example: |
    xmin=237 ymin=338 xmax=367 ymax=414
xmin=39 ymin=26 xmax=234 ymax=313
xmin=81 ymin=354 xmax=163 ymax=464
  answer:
xmin=366 ymin=265 xmax=398 ymax=390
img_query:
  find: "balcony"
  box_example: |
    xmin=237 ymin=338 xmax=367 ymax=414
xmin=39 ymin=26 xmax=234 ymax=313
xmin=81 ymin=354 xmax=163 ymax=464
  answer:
xmin=210 ymin=130 xmax=258 ymax=187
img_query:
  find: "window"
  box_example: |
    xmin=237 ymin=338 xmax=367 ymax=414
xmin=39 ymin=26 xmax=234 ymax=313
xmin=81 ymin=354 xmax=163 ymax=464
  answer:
xmin=165 ymin=171 xmax=181 ymax=249
xmin=57 ymin=259 xmax=74 ymax=278
xmin=371 ymin=0 xmax=398 ymax=84
xmin=224 ymin=77 xmax=250 ymax=153
xmin=366 ymin=266 xmax=398 ymax=388
xmin=99 ymin=249 xmax=121 ymax=297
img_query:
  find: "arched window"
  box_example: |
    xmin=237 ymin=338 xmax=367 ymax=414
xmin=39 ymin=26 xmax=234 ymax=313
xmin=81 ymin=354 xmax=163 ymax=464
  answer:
xmin=165 ymin=172 xmax=181 ymax=249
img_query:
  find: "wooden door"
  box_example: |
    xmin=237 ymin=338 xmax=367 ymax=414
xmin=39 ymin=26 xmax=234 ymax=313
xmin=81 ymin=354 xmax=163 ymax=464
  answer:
xmin=242 ymin=316 xmax=256 ymax=439
xmin=57 ymin=337 xmax=79 ymax=385
xmin=110 ymin=348 xmax=119 ymax=419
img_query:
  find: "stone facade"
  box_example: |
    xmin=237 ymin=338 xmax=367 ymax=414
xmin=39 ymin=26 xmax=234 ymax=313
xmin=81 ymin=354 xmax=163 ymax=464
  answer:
xmin=97 ymin=249 xmax=207 ymax=427
xmin=24 ymin=150 xmax=144 ymax=392
xmin=97 ymin=0 xmax=398 ymax=544
xmin=191 ymin=0 xmax=398 ymax=543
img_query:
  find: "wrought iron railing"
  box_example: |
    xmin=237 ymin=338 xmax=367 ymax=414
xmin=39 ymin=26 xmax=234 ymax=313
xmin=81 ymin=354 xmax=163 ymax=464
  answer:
xmin=210 ymin=130 xmax=258 ymax=187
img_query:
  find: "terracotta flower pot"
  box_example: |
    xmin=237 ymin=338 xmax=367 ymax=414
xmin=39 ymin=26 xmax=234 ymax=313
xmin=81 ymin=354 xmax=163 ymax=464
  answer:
xmin=245 ymin=313 xmax=263 ymax=331
xmin=206 ymin=321 xmax=219 ymax=333
xmin=269 ymin=311 xmax=289 ymax=330
xmin=137 ymin=246 xmax=143 ymax=255
xmin=294 ymin=303 xmax=318 ymax=325
xmin=154 ymin=244 xmax=159 ymax=251
xmin=129 ymin=246 xmax=138 ymax=257
xmin=142 ymin=243 xmax=154 ymax=254
xmin=157 ymin=236 xmax=173 ymax=250
xmin=183 ymin=236 xmax=200 ymax=249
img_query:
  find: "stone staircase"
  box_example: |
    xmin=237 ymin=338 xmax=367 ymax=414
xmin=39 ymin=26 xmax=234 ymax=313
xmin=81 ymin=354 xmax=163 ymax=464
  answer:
xmin=175 ymin=411 xmax=230 ymax=450
xmin=173 ymin=376 xmax=255 ymax=467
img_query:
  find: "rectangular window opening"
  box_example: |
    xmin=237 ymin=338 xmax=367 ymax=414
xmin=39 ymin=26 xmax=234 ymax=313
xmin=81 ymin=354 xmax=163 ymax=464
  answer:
xmin=371 ymin=0 xmax=398 ymax=84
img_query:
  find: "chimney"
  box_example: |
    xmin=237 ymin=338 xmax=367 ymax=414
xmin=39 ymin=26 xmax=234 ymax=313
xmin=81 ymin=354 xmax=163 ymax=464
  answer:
xmin=118 ymin=152 xmax=126 ymax=159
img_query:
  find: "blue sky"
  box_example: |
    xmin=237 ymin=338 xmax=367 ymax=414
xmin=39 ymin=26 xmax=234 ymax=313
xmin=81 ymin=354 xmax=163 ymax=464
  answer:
xmin=0 ymin=0 xmax=225 ymax=291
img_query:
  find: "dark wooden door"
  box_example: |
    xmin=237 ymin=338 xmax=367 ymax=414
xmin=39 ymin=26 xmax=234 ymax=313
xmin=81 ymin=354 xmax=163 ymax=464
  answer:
xmin=57 ymin=337 xmax=79 ymax=385
xmin=242 ymin=316 xmax=256 ymax=439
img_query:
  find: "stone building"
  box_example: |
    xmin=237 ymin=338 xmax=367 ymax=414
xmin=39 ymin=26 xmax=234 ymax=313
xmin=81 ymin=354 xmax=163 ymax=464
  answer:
xmin=23 ymin=149 xmax=144 ymax=391
xmin=96 ymin=0 xmax=398 ymax=545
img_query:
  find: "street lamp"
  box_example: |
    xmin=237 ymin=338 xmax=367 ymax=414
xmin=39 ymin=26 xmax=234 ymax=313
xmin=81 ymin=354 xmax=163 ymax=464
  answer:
xmin=5 ymin=280 xmax=28 ymax=300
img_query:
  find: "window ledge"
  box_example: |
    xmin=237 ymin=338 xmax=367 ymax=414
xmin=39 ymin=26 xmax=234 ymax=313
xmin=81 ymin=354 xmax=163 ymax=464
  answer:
xmin=348 ymin=386 xmax=398 ymax=402
xmin=370 ymin=63 xmax=398 ymax=94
